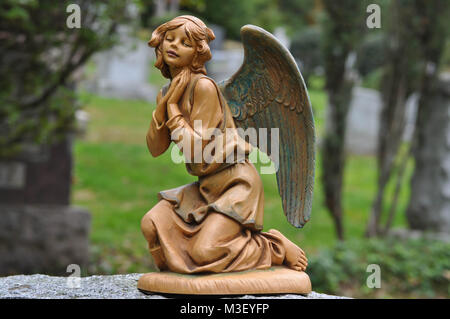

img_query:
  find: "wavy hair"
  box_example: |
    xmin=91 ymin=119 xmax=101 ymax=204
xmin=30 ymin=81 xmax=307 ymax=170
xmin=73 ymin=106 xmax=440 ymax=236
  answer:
xmin=148 ymin=15 xmax=216 ymax=79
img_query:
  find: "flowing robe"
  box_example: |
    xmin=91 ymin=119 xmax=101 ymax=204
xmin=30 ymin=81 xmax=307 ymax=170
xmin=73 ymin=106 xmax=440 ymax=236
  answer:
xmin=143 ymin=73 xmax=286 ymax=273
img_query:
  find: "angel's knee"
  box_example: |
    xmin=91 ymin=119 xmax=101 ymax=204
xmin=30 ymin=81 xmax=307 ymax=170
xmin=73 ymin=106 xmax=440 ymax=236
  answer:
xmin=141 ymin=200 xmax=171 ymax=246
xmin=190 ymin=240 xmax=223 ymax=265
xmin=141 ymin=213 xmax=157 ymax=245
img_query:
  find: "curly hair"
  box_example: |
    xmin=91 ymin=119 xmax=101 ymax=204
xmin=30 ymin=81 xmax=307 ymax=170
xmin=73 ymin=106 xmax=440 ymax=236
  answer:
xmin=148 ymin=15 xmax=216 ymax=79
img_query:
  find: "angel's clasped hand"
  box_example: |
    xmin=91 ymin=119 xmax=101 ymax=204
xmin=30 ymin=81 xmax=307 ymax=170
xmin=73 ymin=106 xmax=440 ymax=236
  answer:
xmin=167 ymin=68 xmax=190 ymax=119
xmin=168 ymin=68 xmax=190 ymax=105
xmin=154 ymin=68 xmax=189 ymax=123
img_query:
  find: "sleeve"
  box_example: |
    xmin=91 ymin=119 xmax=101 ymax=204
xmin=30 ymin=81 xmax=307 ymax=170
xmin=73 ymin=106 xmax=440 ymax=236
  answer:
xmin=165 ymin=78 xmax=223 ymax=163
xmin=146 ymin=90 xmax=171 ymax=157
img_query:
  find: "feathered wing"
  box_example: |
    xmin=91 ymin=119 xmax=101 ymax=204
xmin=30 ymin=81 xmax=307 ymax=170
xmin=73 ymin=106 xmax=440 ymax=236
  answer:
xmin=217 ymin=25 xmax=315 ymax=228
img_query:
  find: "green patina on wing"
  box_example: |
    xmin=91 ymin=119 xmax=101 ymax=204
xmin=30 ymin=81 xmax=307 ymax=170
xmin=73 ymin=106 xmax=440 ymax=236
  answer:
xmin=217 ymin=25 xmax=316 ymax=228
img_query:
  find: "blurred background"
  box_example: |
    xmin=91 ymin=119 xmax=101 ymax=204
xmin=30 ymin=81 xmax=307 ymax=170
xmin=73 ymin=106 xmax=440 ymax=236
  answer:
xmin=0 ymin=0 xmax=449 ymax=298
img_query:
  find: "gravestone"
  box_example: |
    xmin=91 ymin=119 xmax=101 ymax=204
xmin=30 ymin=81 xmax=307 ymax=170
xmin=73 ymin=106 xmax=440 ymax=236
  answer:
xmin=82 ymin=26 xmax=158 ymax=101
xmin=273 ymin=27 xmax=291 ymax=50
xmin=0 ymin=138 xmax=71 ymax=205
xmin=0 ymin=136 xmax=90 ymax=275
xmin=344 ymin=87 xmax=418 ymax=155
xmin=403 ymin=93 xmax=418 ymax=141
xmin=344 ymin=87 xmax=382 ymax=155
xmin=206 ymin=49 xmax=244 ymax=83
xmin=208 ymin=24 xmax=225 ymax=51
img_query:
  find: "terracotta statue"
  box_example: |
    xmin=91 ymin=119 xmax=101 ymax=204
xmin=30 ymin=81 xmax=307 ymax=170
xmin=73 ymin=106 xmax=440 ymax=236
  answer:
xmin=138 ymin=15 xmax=316 ymax=295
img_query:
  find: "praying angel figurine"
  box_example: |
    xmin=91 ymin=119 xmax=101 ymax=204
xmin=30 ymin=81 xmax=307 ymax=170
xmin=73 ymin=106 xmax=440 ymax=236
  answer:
xmin=139 ymin=15 xmax=315 ymax=295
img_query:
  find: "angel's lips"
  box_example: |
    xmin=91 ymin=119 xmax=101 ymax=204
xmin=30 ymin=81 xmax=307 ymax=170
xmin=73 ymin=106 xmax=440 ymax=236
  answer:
xmin=167 ymin=50 xmax=179 ymax=58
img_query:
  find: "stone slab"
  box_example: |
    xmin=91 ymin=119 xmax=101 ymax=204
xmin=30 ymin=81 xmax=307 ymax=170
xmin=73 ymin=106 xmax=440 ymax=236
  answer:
xmin=0 ymin=138 xmax=72 ymax=205
xmin=0 ymin=273 xmax=348 ymax=299
xmin=0 ymin=205 xmax=90 ymax=276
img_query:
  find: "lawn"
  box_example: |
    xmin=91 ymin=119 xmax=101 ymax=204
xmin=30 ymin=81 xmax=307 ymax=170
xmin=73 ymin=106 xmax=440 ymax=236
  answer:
xmin=73 ymin=86 xmax=410 ymax=275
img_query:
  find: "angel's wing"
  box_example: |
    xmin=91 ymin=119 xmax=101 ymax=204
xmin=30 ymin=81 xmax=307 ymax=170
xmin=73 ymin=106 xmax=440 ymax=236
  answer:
xmin=217 ymin=25 xmax=315 ymax=228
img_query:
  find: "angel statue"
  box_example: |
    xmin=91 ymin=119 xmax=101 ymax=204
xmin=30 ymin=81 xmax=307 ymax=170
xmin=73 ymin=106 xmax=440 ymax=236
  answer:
xmin=138 ymin=15 xmax=315 ymax=295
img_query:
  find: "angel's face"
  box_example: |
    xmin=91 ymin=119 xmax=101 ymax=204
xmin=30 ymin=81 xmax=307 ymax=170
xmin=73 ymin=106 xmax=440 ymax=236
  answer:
xmin=162 ymin=26 xmax=196 ymax=69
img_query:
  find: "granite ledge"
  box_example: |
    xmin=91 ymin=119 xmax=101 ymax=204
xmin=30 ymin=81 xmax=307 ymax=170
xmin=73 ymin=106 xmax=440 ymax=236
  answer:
xmin=0 ymin=273 xmax=349 ymax=299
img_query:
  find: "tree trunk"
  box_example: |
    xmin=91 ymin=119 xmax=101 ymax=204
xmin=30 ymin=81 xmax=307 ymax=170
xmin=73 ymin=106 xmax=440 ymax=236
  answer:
xmin=405 ymin=0 xmax=450 ymax=233
xmin=406 ymin=77 xmax=450 ymax=232
xmin=322 ymin=85 xmax=353 ymax=240
xmin=320 ymin=0 xmax=364 ymax=240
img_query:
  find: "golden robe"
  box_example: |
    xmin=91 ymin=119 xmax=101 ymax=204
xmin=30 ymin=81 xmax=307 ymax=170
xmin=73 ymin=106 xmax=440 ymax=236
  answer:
xmin=143 ymin=73 xmax=286 ymax=274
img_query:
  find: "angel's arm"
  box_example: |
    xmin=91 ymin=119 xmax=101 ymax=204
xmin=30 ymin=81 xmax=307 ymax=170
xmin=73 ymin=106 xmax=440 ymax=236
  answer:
xmin=146 ymin=89 xmax=171 ymax=157
xmin=165 ymin=78 xmax=223 ymax=162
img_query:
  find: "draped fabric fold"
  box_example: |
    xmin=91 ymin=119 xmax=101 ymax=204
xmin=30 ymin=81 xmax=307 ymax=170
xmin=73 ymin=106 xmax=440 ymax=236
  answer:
xmin=143 ymin=73 xmax=286 ymax=274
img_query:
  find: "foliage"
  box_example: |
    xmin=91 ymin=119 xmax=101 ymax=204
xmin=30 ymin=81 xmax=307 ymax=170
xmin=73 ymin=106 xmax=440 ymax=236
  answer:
xmin=181 ymin=0 xmax=283 ymax=40
xmin=308 ymin=237 xmax=450 ymax=298
xmin=442 ymin=39 xmax=450 ymax=71
xmin=361 ymin=68 xmax=383 ymax=90
xmin=0 ymin=0 xmax=132 ymax=158
xmin=143 ymin=0 xmax=321 ymax=40
xmin=320 ymin=0 xmax=366 ymax=92
xmin=290 ymin=26 xmax=322 ymax=85
xmin=147 ymin=10 xmax=192 ymax=30
xmin=355 ymin=33 xmax=386 ymax=78
xmin=278 ymin=0 xmax=318 ymax=35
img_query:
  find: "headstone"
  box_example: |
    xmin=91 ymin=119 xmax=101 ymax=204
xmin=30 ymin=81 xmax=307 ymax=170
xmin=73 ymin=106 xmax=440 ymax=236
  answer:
xmin=206 ymin=49 xmax=244 ymax=83
xmin=208 ymin=24 xmax=225 ymax=51
xmin=0 ymin=136 xmax=91 ymax=275
xmin=0 ymin=162 xmax=25 ymax=189
xmin=344 ymin=87 xmax=418 ymax=155
xmin=273 ymin=27 xmax=291 ymax=50
xmin=403 ymin=92 xmax=419 ymax=141
xmin=344 ymin=87 xmax=381 ymax=155
xmin=82 ymin=26 xmax=157 ymax=101
xmin=0 ymin=137 xmax=72 ymax=205
xmin=75 ymin=109 xmax=90 ymax=137
xmin=0 ymin=205 xmax=90 ymax=275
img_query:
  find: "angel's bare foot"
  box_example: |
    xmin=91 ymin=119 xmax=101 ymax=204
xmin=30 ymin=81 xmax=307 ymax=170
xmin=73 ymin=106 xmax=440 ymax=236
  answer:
xmin=268 ymin=229 xmax=308 ymax=272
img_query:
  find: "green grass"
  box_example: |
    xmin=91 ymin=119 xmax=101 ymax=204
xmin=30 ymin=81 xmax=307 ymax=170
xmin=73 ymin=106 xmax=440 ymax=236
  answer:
xmin=73 ymin=89 xmax=409 ymax=275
